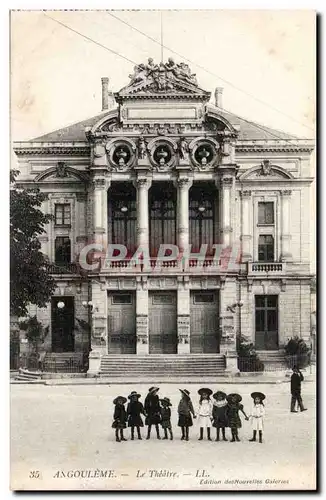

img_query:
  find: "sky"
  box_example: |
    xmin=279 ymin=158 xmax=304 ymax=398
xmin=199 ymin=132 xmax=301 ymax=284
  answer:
xmin=9 ymin=9 xmax=316 ymax=271
xmin=10 ymin=10 xmax=315 ymax=141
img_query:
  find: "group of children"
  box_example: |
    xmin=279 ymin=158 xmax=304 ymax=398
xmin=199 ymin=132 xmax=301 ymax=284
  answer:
xmin=112 ymin=387 xmax=266 ymax=443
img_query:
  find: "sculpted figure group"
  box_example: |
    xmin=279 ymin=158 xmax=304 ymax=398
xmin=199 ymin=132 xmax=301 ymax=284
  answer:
xmin=129 ymin=57 xmax=198 ymax=89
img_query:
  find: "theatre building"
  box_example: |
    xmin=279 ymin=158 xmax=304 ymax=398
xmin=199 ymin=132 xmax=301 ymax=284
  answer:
xmin=13 ymin=59 xmax=314 ymax=376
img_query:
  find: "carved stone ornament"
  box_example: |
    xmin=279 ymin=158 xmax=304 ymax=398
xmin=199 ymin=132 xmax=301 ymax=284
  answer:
xmin=188 ymin=137 xmax=220 ymax=170
xmin=138 ymin=136 xmax=147 ymax=159
xmin=55 ymin=161 xmax=68 ymax=178
xmin=259 ymin=159 xmax=272 ymax=176
xmin=127 ymin=57 xmax=198 ymax=92
xmin=146 ymin=137 xmax=178 ymax=172
xmin=106 ymin=138 xmax=136 ymax=171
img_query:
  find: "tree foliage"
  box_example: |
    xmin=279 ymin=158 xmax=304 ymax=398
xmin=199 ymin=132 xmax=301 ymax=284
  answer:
xmin=10 ymin=170 xmax=56 ymax=317
xmin=19 ymin=315 xmax=49 ymax=352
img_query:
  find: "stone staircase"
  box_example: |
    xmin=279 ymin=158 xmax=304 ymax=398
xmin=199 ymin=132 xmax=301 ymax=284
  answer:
xmin=99 ymin=354 xmax=226 ymax=379
xmin=15 ymin=368 xmax=43 ymax=382
xmin=256 ymin=350 xmax=287 ymax=371
xmin=43 ymin=352 xmax=85 ymax=373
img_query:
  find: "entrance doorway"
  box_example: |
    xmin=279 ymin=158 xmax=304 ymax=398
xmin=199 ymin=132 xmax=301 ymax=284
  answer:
xmin=148 ymin=292 xmax=177 ymax=354
xmin=190 ymin=291 xmax=219 ymax=353
xmin=255 ymin=295 xmax=279 ymax=350
xmin=51 ymin=297 xmax=75 ymax=352
xmin=107 ymin=292 xmax=136 ymax=354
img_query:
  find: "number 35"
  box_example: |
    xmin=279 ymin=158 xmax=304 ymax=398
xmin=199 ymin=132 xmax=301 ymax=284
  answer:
xmin=29 ymin=471 xmax=40 ymax=479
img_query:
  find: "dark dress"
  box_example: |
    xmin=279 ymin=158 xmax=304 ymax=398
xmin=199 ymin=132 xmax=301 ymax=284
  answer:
xmin=178 ymin=398 xmax=195 ymax=427
xmin=112 ymin=403 xmax=127 ymax=429
xmin=226 ymin=402 xmax=243 ymax=429
xmin=144 ymin=393 xmax=161 ymax=425
xmin=127 ymin=401 xmax=145 ymax=427
xmin=160 ymin=407 xmax=172 ymax=429
xmin=212 ymin=402 xmax=229 ymax=428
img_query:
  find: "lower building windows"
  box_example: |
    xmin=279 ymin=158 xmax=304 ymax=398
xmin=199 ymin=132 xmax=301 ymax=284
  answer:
xmin=255 ymin=295 xmax=278 ymax=350
xmin=55 ymin=237 xmax=71 ymax=264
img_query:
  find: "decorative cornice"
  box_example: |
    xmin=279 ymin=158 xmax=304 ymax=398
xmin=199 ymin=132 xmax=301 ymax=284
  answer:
xmin=14 ymin=144 xmax=90 ymax=157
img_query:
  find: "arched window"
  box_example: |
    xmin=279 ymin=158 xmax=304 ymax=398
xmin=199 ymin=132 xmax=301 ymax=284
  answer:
xmin=149 ymin=182 xmax=176 ymax=256
xmin=108 ymin=182 xmax=136 ymax=256
xmin=55 ymin=237 xmax=71 ymax=264
xmin=189 ymin=183 xmax=217 ymax=254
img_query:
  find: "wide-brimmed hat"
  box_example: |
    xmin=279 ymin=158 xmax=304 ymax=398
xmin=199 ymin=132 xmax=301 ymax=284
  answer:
xmin=179 ymin=389 xmax=190 ymax=397
xmin=128 ymin=391 xmax=141 ymax=399
xmin=113 ymin=396 xmax=127 ymax=405
xmin=160 ymin=397 xmax=172 ymax=406
xmin=213 ymin=391 xmax=227 ymax=400
xmin=198 ymin=388 xmax=213 ymax=397
xmin=227 ymin=393 xmax=242 ymax=403
xmin=148 ymin=386 xmax=159 ymax=394
xmin=251 ymin=391 xmax=266 ymax=401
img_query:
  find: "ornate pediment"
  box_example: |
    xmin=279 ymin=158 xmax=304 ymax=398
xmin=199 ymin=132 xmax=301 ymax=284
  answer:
xmin=239 ymin=161 xmax=294 ymax=181
xmin=34 ymin=163 xmax=89 ymax=183
xmin=115 ymin=58 xmax=210 ymax=101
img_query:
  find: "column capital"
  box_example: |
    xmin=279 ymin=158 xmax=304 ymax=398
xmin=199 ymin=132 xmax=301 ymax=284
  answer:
xmin=240 ymin=190 xmax=252 ymax=198
xmin=280 ymin=190 xmax=292 ymax=197
xmin=92 ymin=172 xmax=111 ymax=190
xmin=134 ymin=176 xmax=152 ymax=190
xmin=220 ymin=176 xmax=234 ymax=186
xmin=176 ymin=176 xmax=193 ymax=190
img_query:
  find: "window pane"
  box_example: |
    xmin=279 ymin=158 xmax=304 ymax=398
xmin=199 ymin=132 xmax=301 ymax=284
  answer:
xmin=255 ymin=296 xmax=265 ymax=308
xmin=265 ymin=203 xmax=274 ymax=224
xmin=194 ymin=293 xmax=215 ymax=304
xmin=255 ymin=310 xmax=265 ymax=331
xmin=266 ymin=245 xmax=274 ymax=261
xmin=267 ymin=310 xmax=277 ymax=331
xmin=258 ymin=249 xmax=265 ymax=262
xmin=112 ymin=294 xmax=132 ymax=305
xmin=258 ymin=202 xmax=274 ymax=224
xmin=267 ymin=296 xmax=278 ymax=308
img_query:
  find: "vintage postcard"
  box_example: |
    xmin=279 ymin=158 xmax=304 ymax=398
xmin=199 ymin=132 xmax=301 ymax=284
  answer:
xmin=10 ymin=9 xmax=316 ymax=491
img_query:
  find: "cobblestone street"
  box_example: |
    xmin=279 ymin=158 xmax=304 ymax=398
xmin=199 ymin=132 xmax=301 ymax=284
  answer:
xmin=10 ymin=380 xmax=316 ymax=491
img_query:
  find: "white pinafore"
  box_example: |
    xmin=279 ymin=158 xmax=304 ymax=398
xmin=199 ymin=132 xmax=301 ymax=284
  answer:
xmin=250 ymin=403 xmax=265 ymax=431
xmin=197 ymin=400 xmax=213 ymax=428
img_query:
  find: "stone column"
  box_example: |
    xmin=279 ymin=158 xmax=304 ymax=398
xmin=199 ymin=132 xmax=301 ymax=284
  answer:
xmin=240 ymin=190 xmax=252 ymax=261
xmin=92 ymin=175 xmax=110 ymax=251
xmin=177 ymin=177 xmax=193 ymax=254
xmin=280 ymin=190 xmax=292 ymax=261
xmin=177 ymin=279 xmax=190 ymax=354
xmin=219 ymin=280 xmax=239 ymax=375
xmin=136 ymin=280 xmax=149 ymax=355
xmin=135 ymin=177 xmax=152 ymax=249
xmin=87 ymin=280 xmax=108 ymax=377
xmin=218 ymin=176 xmax=234 ymax=247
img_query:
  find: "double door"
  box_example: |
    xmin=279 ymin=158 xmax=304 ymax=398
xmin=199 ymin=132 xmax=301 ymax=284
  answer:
xmin=190 ymin=291 xmax=220 ymax=353
xmin=148 ymin=292 xmax=177 ymax=354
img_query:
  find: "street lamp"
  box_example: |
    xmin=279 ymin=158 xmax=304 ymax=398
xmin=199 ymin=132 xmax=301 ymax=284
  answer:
xmin=227 ymin=301 xmax=243 ymax=314
xmin=82 ymin=300 xmax=98 ymax=313
xmin=57 ymin=301 xmax=65 ymax=309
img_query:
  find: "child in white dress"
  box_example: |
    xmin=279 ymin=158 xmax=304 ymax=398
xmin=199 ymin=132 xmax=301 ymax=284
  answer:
xmin=197 ymin=388 xmax=213 ymax=441
xmin=249 ymin=391 xmax=265 ymax=443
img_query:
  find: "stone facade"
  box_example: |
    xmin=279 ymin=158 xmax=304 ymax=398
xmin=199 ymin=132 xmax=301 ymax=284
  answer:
xmin=13 ymin=58 xmax=315 ymax=374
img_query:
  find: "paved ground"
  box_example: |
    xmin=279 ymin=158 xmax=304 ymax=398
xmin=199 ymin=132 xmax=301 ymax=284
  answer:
xmin=10 ymin=381 xmax=316 ymax=491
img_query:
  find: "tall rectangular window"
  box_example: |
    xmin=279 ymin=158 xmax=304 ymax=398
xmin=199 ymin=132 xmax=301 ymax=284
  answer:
xmin=258 ymin=235 xmax=274 ymax=262
xmin=258 ymin=202 xmax=274 ymax=225
xmin=55 ymin=204 xmax=71 ymax=226
xmin=55 ymin=237 xmax=71 ymax=264
xmin=255 ymin=295 xmax=278 ymax=350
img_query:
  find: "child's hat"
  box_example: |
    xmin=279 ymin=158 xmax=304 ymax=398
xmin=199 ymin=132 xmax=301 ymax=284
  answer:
xmin=226 ymin=393 xmax=242 ymax=403
xmin=113 ymin=396 xmax=127 ymax=405
xmin=128 ymin=391 xmax=141 ymax=399
xmin=179 ymin=388 xmax=190 ymax=397
xmin=213 ymin=391 xmax=227 ymax=400
xmin=198 ymin=387 xmax=213 ymax=396
xmin=251 ymin=391 xmax=266 ymax=401
xmin=160 ymin=397 xmax=172 ymax=406
xmin=149 ymin=386 xmax=159 ymax=393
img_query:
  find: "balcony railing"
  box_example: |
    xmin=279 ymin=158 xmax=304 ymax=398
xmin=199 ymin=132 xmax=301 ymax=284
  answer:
xmin=46 ymin=262 xmax=80 ymax=275
xmin=248 ymin=262 xmax=285 ymax=275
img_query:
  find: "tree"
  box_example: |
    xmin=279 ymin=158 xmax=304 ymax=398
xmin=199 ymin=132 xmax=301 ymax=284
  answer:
xmin=10 ymin=169 xmax=56 ymax=317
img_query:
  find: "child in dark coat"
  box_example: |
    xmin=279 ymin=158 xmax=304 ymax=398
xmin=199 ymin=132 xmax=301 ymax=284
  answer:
xmin=144 ymin=387 xmax=161 ymax=440
xmin=112 ymin=396 xmax=127 ymax=442
xmin=226 ymin=393 xmax=249 ymax=442
xmin=127 ymin=391 xmax=145 ymax=440
xmin=177 ymin=389 xmax=196 ymax=441
xmin=212 ymin=391 xmax=229 ymax=441
xmin=160 ymin=397 xmax=173 ymax=440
